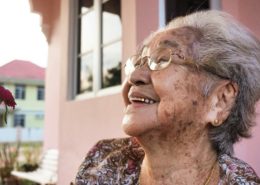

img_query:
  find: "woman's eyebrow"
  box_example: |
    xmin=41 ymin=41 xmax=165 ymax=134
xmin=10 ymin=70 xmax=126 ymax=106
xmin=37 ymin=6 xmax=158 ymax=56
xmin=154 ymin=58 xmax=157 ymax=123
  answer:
xmin=159 ymin=40 xmax=179 ymax=48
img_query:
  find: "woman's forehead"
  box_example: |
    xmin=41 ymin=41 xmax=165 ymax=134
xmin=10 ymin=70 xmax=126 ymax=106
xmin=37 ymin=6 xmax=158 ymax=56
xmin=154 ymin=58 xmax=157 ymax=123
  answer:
xmin=142 ymin=27 xmax=200 ymax=52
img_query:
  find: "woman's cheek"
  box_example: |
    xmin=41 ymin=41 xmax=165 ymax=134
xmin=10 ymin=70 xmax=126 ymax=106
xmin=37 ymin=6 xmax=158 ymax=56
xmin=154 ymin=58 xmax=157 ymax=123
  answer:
xmin=157 ymin=97 xmax=177 ymax=126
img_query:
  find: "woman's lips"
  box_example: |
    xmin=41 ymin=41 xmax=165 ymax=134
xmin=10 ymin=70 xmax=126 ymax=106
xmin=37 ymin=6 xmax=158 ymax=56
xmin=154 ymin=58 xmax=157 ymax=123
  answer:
xmin=129 ymin=96 xmax=156 ymax=104
xmin=128 ymin=91 xmax=158 ymax=106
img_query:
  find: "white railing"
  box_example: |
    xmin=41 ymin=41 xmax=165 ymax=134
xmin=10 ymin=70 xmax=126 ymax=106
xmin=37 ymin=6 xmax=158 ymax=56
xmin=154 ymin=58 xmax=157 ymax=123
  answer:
xmin=0 ymin=128 xmax=43 ymax=142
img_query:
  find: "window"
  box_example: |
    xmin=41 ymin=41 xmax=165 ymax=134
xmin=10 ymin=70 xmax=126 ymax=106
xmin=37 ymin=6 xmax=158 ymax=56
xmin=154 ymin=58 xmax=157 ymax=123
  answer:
xmin=73 ymin=0 xmax=122 ymax=96
xmin=35 ymin=113 xmax=44 ymax=120
xmin=165 ymin=0 xmax=209 ymax=23
xmin=15 ymin=84 xmax=25 ymax=99
xmin=101 ymin=0 xmax=122 ymax=88
xmin=14 ymin=114 xmax=25 ymax=127
xmin=37 ymin=86 xmax=45 ymax=100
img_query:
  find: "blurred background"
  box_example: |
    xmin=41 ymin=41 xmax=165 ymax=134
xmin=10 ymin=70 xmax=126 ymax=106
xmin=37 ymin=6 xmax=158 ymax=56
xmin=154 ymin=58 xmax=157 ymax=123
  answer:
xmin=0 ymin=0 xmax=259 ymax=184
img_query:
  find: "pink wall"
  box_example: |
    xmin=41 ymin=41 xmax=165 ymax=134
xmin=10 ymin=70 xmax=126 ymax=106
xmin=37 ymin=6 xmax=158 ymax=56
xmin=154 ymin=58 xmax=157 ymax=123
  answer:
xmin=30 ymin=0 xmax=61 ymax=151
xmin=136 ymin=0 xmax=159 ymax=44
xmin=56 ymin=0 xmax=159 ymax=184
xmin=44 ymin=0 xmax=61 ymax=152
xmin=122 ymin=0 xmax=159 ymax=63
xmin=222 ymin=0 xmax=260 ymax=175
xmin=222 ymin=0 xmax=260 ymax=38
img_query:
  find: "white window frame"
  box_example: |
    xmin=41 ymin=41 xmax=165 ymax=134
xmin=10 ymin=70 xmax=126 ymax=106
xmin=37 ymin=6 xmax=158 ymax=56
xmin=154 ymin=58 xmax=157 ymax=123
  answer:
xmin=159 ymin=0 xmax=166 ymax=28
xmin=69 ymin=0 xmax=122 ymax=100
xmin=210 ymin=0 xmax=222 ymax=10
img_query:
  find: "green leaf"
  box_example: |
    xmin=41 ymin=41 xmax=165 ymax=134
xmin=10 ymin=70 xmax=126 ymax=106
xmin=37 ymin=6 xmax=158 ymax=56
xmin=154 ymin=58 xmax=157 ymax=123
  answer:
xmin=4 ymin=105 xmax=8 ymax=124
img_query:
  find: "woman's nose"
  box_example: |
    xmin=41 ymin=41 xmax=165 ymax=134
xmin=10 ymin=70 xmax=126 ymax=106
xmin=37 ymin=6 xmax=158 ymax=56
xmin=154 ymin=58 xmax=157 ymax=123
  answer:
xmin=127 ymin=64 xmax=151 ymax=86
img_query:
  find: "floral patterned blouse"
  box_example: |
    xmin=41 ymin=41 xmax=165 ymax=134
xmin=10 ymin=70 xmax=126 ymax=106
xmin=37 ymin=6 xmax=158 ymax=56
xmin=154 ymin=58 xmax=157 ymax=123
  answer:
xmin=75 ymin=137 xmax=260 ymax=185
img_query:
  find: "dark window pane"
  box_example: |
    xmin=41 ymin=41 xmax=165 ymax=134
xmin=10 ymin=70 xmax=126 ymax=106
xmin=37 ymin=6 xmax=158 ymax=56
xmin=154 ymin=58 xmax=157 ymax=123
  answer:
xmin=79 ymin=53 xmax=93 ymax=93
xmin=102 ymin=41 xmax=122 ymax=88
xmin=15 ymin=84 xmax=25 ymax=99
xmin=14 ymin=114 xmax=25 ymax=127
xmin=166 ymin=0 xmax=209 ymax=23
xmin=79 ymin=0 xmax=94 ymax=14
xmin=37 ymin=86 xmax=44 ymax=100
xmin=79 ymin=10 xmax=95 ymax=53
xmin=102 ymin=0 xmax=121 ymax=44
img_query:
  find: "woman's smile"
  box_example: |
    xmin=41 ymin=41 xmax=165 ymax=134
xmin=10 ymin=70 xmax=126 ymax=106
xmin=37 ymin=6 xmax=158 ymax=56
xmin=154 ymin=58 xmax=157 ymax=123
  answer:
xmin=128 ymin=89 xmax=159 ymax=106
xmin=122 ymin=82 xmax=161 ymax=135
xmin=129 ymin=96 xmax=156 ymax=105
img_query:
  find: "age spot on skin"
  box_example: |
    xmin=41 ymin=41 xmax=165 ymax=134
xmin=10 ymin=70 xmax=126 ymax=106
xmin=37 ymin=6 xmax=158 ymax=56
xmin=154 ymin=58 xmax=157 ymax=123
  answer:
xmin=159 ymin=129 xmax=168 ymax=141
xmin=192 ymin=100 xmax=198 ymax=106
xmin=173 ymin=81 xmax=186 ymax=92
xmin=187 ymin=122 xmax=192 ymax=126
xmin=163 ymin=109 xmax=171 ymax=118
xmin=185 ymin=83 xmax=195 ymax=94
xmin=182 ymin=126 xmax=187 ymax=132
xmin=148 ymin=135 xmax=154 ymax=141
xmin=170 ymin=26 xmax=201 ymax=45
xmin=173 ymin=83 xmax=181 ymax=90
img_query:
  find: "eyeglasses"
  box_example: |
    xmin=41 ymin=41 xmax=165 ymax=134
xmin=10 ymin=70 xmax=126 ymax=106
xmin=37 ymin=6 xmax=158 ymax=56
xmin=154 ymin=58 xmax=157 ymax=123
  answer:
xmin=124 ymin=47 xmax=231 ymax=81
xmin=124 ymin=47 xmax=186 ymax=75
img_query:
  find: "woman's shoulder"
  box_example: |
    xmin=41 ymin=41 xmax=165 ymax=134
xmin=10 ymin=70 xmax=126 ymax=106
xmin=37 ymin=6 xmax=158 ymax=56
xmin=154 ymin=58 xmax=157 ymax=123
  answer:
xmin=219 ymin=154 xmax=260 ymax=184
xmin=75 ymin=137 xmax=144 ymax=185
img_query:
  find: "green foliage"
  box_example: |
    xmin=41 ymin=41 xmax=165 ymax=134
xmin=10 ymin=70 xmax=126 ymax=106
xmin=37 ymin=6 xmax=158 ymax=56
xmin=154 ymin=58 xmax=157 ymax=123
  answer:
xmin=102 ymin=62 xmax=121 ymax=88
xmin=20 ymin=179 xmax=38 ymax=185
xmin=17 ymin=142 xmax=41 ymax=172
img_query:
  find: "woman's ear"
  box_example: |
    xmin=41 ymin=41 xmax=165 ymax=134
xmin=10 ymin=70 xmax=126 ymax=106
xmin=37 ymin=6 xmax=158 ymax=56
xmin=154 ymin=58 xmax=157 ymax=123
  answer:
xmin=205 ymin=80 xmax=238 ymax=126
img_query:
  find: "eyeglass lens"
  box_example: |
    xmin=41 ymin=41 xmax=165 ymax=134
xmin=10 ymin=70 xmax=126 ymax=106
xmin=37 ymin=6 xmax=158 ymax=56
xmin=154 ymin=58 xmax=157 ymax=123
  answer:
xmin=124 ymin=47 xmax=172 ymax=75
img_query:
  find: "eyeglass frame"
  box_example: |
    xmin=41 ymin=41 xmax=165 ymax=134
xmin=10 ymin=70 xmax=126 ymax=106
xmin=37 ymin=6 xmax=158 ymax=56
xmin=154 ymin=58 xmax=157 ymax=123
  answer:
xmin=124 ymin=47 xmax=188 ymax=75
xmin=124 ymin=46 xmax=229 ymax=81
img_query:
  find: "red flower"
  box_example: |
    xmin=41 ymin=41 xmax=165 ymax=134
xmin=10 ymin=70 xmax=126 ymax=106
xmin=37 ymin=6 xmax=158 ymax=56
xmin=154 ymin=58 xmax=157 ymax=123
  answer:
xmin=0 ymin=86 xmax=16 ymax=109
xmin=0 ymin=86 xmax=16 ymax=125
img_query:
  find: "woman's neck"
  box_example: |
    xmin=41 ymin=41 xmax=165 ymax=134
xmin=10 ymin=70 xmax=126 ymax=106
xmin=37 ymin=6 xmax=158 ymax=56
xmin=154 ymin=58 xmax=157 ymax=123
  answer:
xmin=136 ymin=127 xmax=219 ymax=185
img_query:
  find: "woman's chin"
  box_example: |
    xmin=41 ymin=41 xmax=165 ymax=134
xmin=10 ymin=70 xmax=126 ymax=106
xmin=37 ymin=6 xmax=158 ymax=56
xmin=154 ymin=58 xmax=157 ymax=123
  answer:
xmin=122 ymin=122 xmax=141 ymax=136
xmin=122 ymin=117 xmax=146 ymax=136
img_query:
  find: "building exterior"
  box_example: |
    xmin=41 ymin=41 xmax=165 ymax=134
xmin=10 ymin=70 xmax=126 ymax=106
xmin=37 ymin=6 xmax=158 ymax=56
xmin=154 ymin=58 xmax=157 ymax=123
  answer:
xmin=0 ymin=60 xmax=45 ymax=142
xmin=29 ymin=0 xmax=260 ymax=184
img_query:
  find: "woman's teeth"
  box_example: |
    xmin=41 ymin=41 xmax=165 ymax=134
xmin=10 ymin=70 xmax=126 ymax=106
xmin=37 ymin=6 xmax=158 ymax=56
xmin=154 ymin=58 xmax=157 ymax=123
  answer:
xmin=131 ymin=97 xmax=155 ymax=104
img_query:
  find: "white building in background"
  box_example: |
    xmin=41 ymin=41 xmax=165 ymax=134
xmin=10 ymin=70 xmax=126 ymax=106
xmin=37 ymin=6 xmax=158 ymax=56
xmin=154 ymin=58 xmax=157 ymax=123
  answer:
xmin=0 ymin=60 xmax=45 ymax=142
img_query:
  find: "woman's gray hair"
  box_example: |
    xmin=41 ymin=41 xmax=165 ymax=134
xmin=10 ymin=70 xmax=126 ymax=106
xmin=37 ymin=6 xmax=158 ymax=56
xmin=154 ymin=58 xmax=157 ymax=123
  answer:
xmin=166 ymin=10 xmax=260 ymax=155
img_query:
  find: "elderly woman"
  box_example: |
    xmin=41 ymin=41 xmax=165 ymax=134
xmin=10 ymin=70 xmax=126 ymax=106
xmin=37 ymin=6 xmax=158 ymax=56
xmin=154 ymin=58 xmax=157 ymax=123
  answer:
xmin=76 ymin=10 xmax=260 ymax=185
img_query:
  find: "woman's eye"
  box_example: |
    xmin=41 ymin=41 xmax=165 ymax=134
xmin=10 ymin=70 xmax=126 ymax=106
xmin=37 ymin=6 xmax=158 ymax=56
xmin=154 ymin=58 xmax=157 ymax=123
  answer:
xmin=156 ymin=59 xmax=168 ymax=64
xmin=154 ymin=55 xmax=168 ymax=62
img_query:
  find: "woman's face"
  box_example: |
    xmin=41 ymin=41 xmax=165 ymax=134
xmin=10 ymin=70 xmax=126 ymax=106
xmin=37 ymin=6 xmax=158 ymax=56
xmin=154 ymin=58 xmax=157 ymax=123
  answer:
xmin=122 ymin=27 xmax=211 ymax=137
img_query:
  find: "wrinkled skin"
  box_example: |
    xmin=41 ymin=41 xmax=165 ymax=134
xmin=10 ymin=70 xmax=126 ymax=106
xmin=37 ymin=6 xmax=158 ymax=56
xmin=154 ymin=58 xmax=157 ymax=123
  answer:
xmin=122 ymin=27 xmax=210 ymax=138
xmin=122 ymin=27 xmax=238 ymax=185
